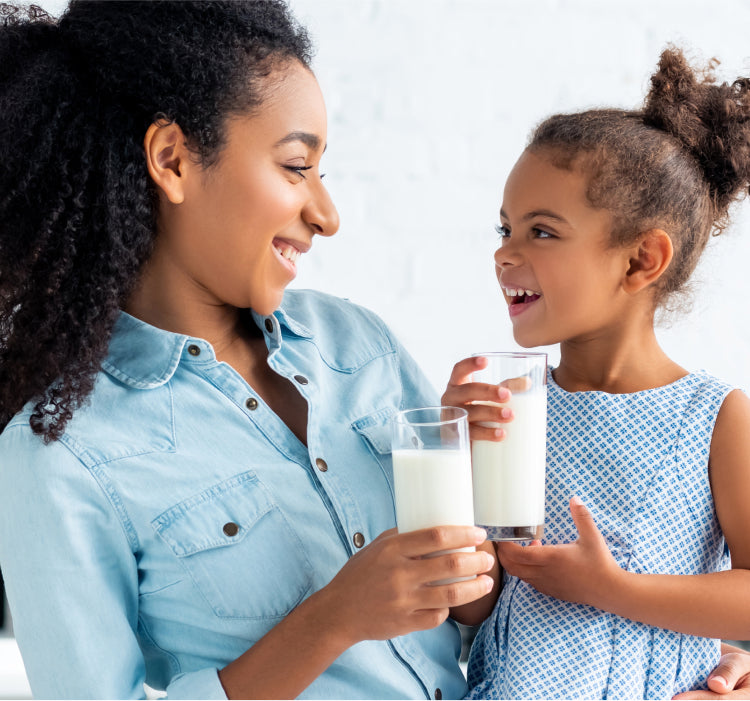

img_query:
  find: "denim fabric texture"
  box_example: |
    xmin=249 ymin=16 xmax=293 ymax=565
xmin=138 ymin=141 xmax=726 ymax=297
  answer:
xmin=0 ymin=290 xmax=466 ymax=700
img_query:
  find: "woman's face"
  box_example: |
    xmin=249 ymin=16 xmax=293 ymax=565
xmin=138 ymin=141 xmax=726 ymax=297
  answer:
xmin=153 ymin=61 xmax=339 ymax=316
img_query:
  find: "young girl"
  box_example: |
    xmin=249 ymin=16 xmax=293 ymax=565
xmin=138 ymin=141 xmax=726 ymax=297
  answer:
xmin=444 ymin=47 xmax=750 ymax=699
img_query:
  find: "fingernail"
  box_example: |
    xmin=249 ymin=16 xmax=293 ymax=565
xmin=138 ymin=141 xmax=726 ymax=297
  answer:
xmin=711 ymin=675 xmax=728 ymax=689
xmin=484 ymin=553 xmax=495 ymax=569
xmin=571 ymin=495 xmax=585 ymax=508
xmin=474 ymin=527 xmax=488 ymax=542
xmin=500 ymin=408 xmax=512 ymax=419
xmin=484 ymin=575 xmax=494 ymax=592
xmin=497 ymin=387 xmax=510 ymax=400
xmin=494 ymin=428 xmax=504 ymax=439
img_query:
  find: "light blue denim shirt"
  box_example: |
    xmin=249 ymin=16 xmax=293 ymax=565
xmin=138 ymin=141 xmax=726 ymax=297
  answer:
xmin=0 ymin=290 xmax=467 ymax=700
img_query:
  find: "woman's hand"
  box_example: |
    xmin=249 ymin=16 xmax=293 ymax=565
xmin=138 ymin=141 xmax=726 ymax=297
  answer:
xmin=318 ymin=525 xmax=495 ymax=646
xmin=496 ymin=496 xmax=621 ymax=609
xmin=673 ymin=646 xmax=750 ymax=698
xmin=441 ymin=356 xmax=515 ymax=442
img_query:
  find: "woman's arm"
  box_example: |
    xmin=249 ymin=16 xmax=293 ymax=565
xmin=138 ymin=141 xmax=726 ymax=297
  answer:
xmin=496 ymin=390 xmax=750 ymax=640
xmin=219 ymin=526 xmax=494 ymax=698
xmin=674 ymin=644 xmax=750 ymax=699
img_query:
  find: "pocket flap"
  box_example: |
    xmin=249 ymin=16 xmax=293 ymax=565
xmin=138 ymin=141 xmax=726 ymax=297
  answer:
xmin=351 ymin=407 xmax=395 ymax=455
xmin=153 ymin=471 xmax=273 ymax=557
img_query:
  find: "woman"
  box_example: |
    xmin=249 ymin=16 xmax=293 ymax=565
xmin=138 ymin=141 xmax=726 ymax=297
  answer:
xmin=0 ymin=1 xmax=747 ymax=698
xmin=0 ymin=2 xmax=497 ymax=698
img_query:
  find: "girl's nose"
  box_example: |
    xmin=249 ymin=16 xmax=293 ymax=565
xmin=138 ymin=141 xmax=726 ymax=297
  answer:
xmin=494 ymin=242 xmax=521 ymax=268
xmin=303 ymin=180 xmax=339 ymax=237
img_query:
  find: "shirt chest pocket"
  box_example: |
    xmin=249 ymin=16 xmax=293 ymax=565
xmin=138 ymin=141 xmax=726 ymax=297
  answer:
xmin=152 ymin=471 xmax=314 ymax=620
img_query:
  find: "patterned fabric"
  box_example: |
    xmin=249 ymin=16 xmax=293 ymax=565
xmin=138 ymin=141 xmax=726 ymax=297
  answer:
xmin=467 ymin=369 xmax=734 ymax=700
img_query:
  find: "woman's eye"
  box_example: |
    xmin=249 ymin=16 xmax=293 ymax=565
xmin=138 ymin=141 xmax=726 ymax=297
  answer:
xmin=494 ymin=223 xmax=511 ymax=238
xmin=533 ymin=228 xmax=554 ymax=239
xmin=283 ymin=165 xmax=313 ymax=180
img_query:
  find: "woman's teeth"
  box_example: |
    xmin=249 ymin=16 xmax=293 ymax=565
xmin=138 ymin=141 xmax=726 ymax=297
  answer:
xmin=275 ymin=245 xmax=300 ymax=264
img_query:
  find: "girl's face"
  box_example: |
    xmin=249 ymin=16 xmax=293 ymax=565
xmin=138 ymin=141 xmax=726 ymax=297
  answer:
xmin=495 ymin=149 xmax=632 ymax=348
xmin=154 ymin=61 xmax=339 ymax=316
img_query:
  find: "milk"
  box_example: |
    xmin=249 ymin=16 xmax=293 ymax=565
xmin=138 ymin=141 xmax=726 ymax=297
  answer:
xmin=472 ymin=392 xmax=546 ymax=538
xmin=392 ymin=449 xmax=475 ymax=532
xmin=392 ymin=448 xmax=475 ymax=583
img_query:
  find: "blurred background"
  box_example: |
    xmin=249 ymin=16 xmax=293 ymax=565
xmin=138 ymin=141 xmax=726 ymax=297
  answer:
xmin=2 ymin=0 xmax=749 ymax=696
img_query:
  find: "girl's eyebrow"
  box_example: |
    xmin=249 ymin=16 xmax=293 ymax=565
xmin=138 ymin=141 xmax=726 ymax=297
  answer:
xmin=500 ymin=207 xmax=570 ymax=225
xmin=274 ymin=131 xmax=325 ymax=151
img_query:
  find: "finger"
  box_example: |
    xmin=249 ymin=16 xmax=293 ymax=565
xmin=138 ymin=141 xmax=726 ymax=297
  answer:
xmin=569 ymin=496 xmax=603 ymax=544
xmin=399 ymin=526 xmax=488 ymax=558
xmin=445 ymin=356 xmax=488 ymax=388
xmin=469 ymin=424 xmax=506 ymax=442
xmin=499 ymin=375 xmax=533 ymax=393
xmin=417 ymin=549 xmax=496 ymax=584
xmin=417 ymin=574 xmax=496 ymax=609
xmin=442 ymin=381 xmax=511 ymax=408
xmin=672 ymin=692 xmax=722 ymax=699
xmin=707 ymin=653 xmax=750 ymax=695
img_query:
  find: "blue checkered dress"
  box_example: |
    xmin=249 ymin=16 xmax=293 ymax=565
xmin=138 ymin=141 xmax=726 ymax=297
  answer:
xmin=467 ymin=369 xmax=734 ymax=700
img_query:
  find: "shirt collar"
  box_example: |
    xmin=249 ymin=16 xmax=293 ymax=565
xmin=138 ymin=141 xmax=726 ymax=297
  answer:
xmin=103 ymin=302 xmax=314 ymax=390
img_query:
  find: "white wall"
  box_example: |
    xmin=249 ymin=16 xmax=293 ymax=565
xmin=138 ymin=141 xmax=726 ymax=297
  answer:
xmin=283 ymin=0 xmax=750 ymax=394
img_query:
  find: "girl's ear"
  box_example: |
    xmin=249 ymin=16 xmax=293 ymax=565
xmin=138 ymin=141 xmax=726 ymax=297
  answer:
xmin=623 ymin=229 xmax=673 ymax=294
xmin=143 ymin=121 xmax=190 ymax=205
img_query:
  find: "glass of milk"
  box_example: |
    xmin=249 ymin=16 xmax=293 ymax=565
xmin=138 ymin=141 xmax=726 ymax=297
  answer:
xmin=391 ymin=406 xmax=476 ymax=583
xmin=471 ymin=352 xmax=547 ymax=541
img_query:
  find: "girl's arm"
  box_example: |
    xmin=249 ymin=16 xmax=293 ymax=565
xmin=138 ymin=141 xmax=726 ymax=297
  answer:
xmin=496 ymin=389 xmax=750 ymax=640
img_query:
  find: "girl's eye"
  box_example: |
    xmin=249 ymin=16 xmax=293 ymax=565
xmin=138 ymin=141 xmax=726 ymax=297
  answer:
xmin=283 ymin=165 xmax=313 ymax=180
xmin=494 ymin=223 xmax=511 ymax=238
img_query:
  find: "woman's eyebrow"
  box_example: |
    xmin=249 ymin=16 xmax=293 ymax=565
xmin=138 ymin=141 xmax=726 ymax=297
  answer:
xmin=274 ymin=131 xmax=323 ymax=151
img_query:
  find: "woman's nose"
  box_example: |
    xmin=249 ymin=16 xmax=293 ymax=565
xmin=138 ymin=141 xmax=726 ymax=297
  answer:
xmin=303 ymin=180 xmax=339 ymax=237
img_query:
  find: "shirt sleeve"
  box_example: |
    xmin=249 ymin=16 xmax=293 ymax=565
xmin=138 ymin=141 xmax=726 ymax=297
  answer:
xmin=0 ymin=423 xmax=228 ymax=700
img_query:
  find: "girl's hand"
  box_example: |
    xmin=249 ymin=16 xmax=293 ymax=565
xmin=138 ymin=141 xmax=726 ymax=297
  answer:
xmin=441 ymin=356 xmax=514 ymax=442
xmin=319 ymin=526 xmax=496 ymax=646
xmin=496 ymin=497 xmax=622 ymax=609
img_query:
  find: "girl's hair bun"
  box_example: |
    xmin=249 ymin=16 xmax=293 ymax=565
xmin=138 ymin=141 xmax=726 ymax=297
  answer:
xmin=644 ymin=46 xmax=750 ymax=214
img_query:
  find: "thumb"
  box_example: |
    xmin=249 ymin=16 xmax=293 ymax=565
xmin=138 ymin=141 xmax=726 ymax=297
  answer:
xmin=570 ymin=496 xmax=602 ymax=543
xmin=707 ymin=652 xmax=750 ymax=694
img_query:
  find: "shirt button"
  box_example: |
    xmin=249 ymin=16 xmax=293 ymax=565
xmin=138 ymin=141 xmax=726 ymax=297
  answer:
xmin=245 ymin=397 xmax=258 ymax=410
xmin=187 ymin=344 xmax=201 ymax=356
xmin=264 ymin=318 xmax=274 ymax=333
xmin=294 ymin=375 xmax=309 ymax=385
xmin=435 ymin=689 xmax=442 ymax=700
xmin=352 ymin=532 xmax=365 ymax=549
xmin=315 ymin=458 xmax=328 ymax=472
xmin=223 ymin=522 xmax=240 ymax=537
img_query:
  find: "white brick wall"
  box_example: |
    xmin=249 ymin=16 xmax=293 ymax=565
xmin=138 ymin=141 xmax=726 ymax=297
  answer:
xmin=286 ymin=0 xmax=750 ymax=393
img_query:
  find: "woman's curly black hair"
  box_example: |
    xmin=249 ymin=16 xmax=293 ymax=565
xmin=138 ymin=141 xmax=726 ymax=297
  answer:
xmin=0 ymin=0 xmax=312 ymax=442
xmin=527 ymin=46 xmax=750 ymax=314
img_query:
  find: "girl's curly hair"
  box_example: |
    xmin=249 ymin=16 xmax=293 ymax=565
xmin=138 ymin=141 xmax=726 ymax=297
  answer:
xmin=0 ymin=0 xmax=312 ymax=441
xmin=527 ymin=46 xmax=750 ymax=314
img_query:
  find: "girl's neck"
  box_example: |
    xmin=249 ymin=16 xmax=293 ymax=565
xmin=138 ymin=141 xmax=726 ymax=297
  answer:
xmin=553 ymin=324 xmax=687 ymax=395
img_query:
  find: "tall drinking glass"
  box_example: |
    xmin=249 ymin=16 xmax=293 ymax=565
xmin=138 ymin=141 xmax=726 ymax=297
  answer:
xmin=391 ymin=406 xmax=475 ymax=582
xmin=471 ymin=352 xmax=547 ymax=541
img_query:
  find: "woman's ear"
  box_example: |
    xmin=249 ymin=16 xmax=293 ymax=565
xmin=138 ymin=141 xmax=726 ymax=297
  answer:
xmin=623 ymin=229 xmax=674 ymax=295
xmin=143 ymin=121 xmax=189 ymax=205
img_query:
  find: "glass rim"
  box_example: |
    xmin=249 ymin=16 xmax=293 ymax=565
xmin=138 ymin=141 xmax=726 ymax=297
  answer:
xmin=392 ymin=405 xmax=468 ymax=427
